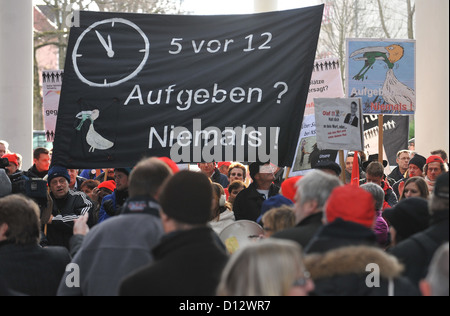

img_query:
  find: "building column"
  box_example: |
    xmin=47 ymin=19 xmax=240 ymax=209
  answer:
xmin=0 ymin=0 xmax=34 ymax=168
xmin=415 ymin=0 xmax=449 ymax=156
xmin=254 ymin=0 xmax=278 ymax=13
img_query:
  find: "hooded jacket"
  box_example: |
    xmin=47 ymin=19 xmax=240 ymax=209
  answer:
xmin=304 ymin=245 xmax=421 ymax=296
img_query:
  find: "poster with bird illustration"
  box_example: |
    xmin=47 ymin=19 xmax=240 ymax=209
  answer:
xmin=346 ymin=38 xmax=416 ymax=115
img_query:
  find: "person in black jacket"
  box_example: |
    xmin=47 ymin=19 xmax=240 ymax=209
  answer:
xmin=389 ymin=172 xmax=449 ymax=287
xmin=271 ymin=170 xmax=341 ymax=248
xmin=45 ymin=166 xmax=95 ymax=250
xmin=27 ymin=147 xmax=51 ymax=179
xmin=233 ymin=162 xmax=280 ymax=222
xmin=119 ymin=171 xmax=229 ymax=296
xmin=303 ymin=185 xmax=420 ymax=296
xmin=0 ymin=194 xmax=71 ymax=296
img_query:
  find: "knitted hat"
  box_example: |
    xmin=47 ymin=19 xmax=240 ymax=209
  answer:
xmin=0 ymin=169 xmax=12 ymax=197
xmin=326 ymin=185 xmax=376 ymax=228
xmin=2 ymin=153 xmax=18 ymax=166
xmin=47 ymin=166 xmax=70 ymax=184
xmin=159 ymin=170 xmax=212 ymax=225
xmin=382 ymin=197 xmax=430 ymax=240
xmin=257 ymin=194 xmax=293 ymax=224
xmin=434 ymin=172 xmax=449 ymax=199
xmin=426 ymin=155 xmax=444 ymax=165
xmin=98 ymin=180 xmax=116 ymax=192
xmin=158 ymin=157 xmax=179 ymax=174
xmin=217 ymin=162 xmax=231 ymax=168
xmin=409 ymin=154 xmax=426 ymax=170
xmin=281 ymin=176 xmax=302 ymax=202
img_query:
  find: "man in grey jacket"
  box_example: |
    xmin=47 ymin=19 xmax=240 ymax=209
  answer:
xmin=57 ymin=157 xmax=173 ymax=296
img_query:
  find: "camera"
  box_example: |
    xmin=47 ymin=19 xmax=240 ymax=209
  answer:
xmin=0 ymin=157 xmax=9 ymax=169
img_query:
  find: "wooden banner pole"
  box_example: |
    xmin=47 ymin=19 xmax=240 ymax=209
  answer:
xmin=339 ymin=150 xmax=346 ymax=183
xmin=378 ymin=114 xmax=384 ymax=162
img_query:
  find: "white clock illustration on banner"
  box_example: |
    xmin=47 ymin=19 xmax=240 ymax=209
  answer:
xmin=72 ymin=18 xmax=150 ymax=88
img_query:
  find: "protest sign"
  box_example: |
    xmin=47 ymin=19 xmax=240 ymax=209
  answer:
xmin=42 ymin=70 xmax=63 ymax=142
xmin=314 ymin=98 xmax=364 ymax=152
xmin=346 ymin=38 xmax=416 ymax=115
xmin=290 ymin=58 xmax=344 ymax=176
xmin=51 ymin=7 xmax=324 ymax=168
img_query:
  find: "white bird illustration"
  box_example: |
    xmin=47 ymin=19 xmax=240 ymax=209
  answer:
xmin=382 ymin=69 xmax=415 ymax=109
xmin=75 ymin=109 xmax=114 ymax=152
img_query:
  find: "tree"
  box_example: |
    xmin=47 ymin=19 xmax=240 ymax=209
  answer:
xmin=317 ymin=0 xmax=416 ymax=91
xmin=33 ymin=0 xmax=184 ymax=130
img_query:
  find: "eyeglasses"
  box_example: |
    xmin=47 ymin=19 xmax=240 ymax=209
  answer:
xmin=292 ymin=271 xmax=311 ymax=287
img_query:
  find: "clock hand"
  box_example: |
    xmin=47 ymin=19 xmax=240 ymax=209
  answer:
xmin=95 ymin=30 xmax=114 ymax=58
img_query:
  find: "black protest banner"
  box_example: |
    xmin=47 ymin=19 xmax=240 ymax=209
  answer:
xmin=52 ymin=6 xmax=324 ymax=168
xmin=362 ymin=114 xmax=410 ymax=165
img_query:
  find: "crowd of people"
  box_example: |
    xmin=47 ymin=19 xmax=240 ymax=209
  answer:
xmin=0 ymin=138 xmax=448 ymax=296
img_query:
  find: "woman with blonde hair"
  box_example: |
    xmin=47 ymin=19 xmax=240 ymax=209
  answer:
xmin=261 ymin=205 xmax=296 ymax=238
xmin=216 ymin=239 xmax=314 ymax=296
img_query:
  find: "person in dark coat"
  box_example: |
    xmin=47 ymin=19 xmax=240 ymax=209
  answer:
xmin=392 ymin=154 xmax=427 ymax=198
xmin=303 ymin=185 xmax=420 ymax=296
xmin=27 ymin=147 xmax=51 ymax=179
xmin=57 ymin=157 xmax=173 ymax=296
xmin=272 ymin=170 xmax=341 ymax=248
xmin=0 ymin=195 xmax=71 ymax=296
xmin=233 ymin=162 xmax=280 ymax=222
xmin=305 ymin=185 xmax=381 ymax=254
xmin=119 ymin=171 xmax=229 ymax=296
xmin=305 ymin=245 xmax=421 ymax=296
xmin=46 ymin=166 xmax=95 ymax=250
xmin=389 ymin=172 xmax=449 ymax=287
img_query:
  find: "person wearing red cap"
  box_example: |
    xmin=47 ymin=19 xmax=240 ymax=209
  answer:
xmin=302 ymin=185 xmax=420 ymax=296
xmin=424 ymin=155 xmax=448 ymax=194
xmin=157 ymin=157 xmax=179 ymax=174
xmin=217 ymin=161 xmax=231 ymax=176
xmin=1 ymin=153 xmax=19 ymax=176
xmin=304 ymin=185 xmax=378 ymax=254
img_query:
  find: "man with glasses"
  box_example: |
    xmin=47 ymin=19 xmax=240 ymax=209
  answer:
xmin=389 ymin=150 xmax=411 ymax=182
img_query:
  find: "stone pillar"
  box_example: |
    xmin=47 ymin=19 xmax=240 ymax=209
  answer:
xmin=415 ymin=0 xmax=449 ymax=157
xmin=0 ymin=0 xmax=34 ymax=168
xmin=254 ymin=0 xmax=278 ymax=13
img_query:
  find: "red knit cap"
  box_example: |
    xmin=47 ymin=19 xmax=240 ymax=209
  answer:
xmin=217 ymin=161 xmax=231 ymax=168
xmin=158 ymin=157 xmax=179 ymax=174
xmin=2 ymin=153 xmax=18 ymax=166
xmin=426 ymin=155 xmax=444 ymax=165
xmin=98 ymin=180 xmax=116 ymax=192
xmin=281 ymin=176 xmax=302 ymax=202
xmin=326 ymin=185 xmax=376 ymax=228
